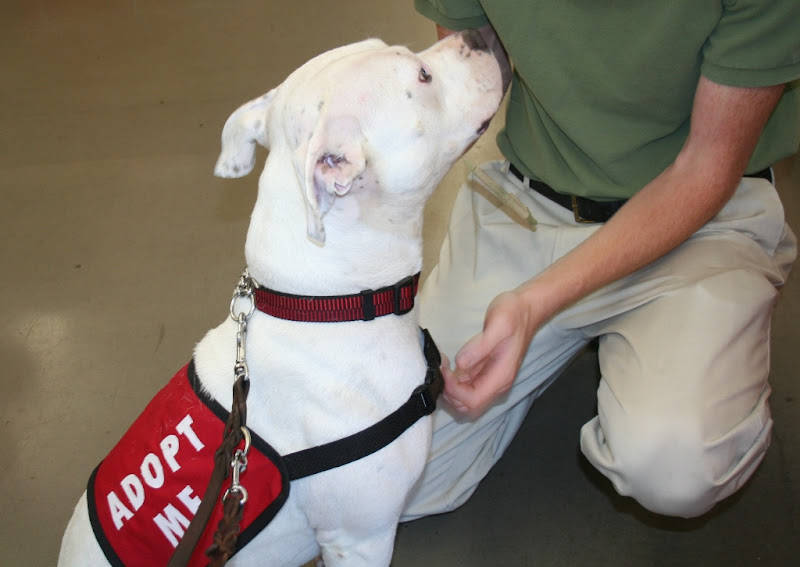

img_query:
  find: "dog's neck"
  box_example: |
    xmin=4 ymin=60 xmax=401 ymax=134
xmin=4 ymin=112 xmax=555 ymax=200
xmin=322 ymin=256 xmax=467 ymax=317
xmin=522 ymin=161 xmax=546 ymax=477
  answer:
xmin=244 ymin=152 xmax=425 ymax=297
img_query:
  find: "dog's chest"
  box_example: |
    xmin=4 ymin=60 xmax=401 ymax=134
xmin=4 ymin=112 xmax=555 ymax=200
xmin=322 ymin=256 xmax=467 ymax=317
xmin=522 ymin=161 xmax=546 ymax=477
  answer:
xmin=196 ymin=315 xmax=428 ymax=456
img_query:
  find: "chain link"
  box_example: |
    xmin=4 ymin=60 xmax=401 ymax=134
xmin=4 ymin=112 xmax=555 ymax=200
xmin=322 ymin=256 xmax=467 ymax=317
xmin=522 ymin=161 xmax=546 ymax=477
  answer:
xmin=229 ymin=269 xmax=258 ymax=383
xmin=224 ymin=269 xmax=258 ymax=509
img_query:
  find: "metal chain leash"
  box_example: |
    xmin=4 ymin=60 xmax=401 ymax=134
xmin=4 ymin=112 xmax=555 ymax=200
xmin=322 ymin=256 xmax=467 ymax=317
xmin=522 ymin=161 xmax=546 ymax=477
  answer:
xmin=230 ymin=270 xmax=257 ymax=386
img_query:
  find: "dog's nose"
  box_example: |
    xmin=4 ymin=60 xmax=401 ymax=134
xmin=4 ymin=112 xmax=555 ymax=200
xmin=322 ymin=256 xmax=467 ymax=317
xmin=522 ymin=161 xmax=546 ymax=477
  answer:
xmin=460 ymin=29 xmax=490 ymax=52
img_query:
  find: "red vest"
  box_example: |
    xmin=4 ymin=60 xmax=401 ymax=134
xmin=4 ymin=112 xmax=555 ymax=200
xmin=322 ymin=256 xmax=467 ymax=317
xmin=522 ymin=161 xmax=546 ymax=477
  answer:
xmin=87 ymin=362 xmax=289 ymax=566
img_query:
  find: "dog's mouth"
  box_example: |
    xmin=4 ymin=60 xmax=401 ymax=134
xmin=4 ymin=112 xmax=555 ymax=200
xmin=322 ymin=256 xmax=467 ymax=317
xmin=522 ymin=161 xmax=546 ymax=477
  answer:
xmin=476 ymin=118 xmax=492 ymax=135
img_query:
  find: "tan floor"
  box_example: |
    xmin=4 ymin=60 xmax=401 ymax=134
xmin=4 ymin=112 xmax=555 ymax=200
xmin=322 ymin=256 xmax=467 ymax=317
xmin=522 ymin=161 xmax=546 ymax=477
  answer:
xmin=1 ymin=2 xmax=798 ymax=566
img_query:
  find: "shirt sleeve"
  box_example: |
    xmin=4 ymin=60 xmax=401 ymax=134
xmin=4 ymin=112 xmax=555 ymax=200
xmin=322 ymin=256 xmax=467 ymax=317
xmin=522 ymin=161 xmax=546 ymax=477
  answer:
xmin=701 ymin=0 xmax=800 ymax=87
xmin=414 ymin=0 xmax=490 ymax=30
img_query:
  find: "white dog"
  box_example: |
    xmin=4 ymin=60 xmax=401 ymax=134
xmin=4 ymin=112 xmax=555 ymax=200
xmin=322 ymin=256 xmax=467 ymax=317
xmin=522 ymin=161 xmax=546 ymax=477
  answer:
xmin=58 ymin=31 xmax=503 ymax=567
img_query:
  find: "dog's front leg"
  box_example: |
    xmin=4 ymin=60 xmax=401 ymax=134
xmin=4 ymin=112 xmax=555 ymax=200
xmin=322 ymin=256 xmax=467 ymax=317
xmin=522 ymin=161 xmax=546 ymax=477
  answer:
xmin=315 ymin=526 xmax=397 ymax=567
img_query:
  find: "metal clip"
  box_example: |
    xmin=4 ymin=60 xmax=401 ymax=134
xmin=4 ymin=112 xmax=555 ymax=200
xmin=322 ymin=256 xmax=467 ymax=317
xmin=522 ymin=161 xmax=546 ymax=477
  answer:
xmin=229 ymin=269 xmax=258 ymax=322
xmin=234 ymin=313 xmax=249 ymax=380
xmin=223 ymin=426 xmax=251 ymax=505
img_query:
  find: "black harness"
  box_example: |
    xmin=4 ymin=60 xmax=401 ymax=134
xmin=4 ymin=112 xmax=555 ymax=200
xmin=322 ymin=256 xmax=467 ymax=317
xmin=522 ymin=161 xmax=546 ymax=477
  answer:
xmin=191 ymin=326 xmax=443 ymax=482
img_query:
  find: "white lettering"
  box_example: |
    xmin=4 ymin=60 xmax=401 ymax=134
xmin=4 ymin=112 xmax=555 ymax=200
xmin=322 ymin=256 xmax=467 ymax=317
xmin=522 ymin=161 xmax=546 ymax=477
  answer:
xmin=176 ymin=415 xmax=204 ymax=451
xmin=107 ymin=491 xmax=134 ymax=530
xmin=176 ymin=485 xmax=201 ymax=515
xmin=120 ymin=474 xmax=145 ymax=511
xmin=160 ymin=434 xmax=181 ymax=472
xmin=109 ymin=413 xmax=208 ymax=527
xmin=153 ymin=504 xmax=190 ymax=547
xmin=140 ymin=453 xmax=165 ymax=488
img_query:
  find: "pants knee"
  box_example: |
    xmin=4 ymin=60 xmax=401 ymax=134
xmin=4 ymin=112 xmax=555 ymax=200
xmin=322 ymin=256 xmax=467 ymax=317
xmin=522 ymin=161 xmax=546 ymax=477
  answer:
xmin=582 ymin=410 xmax=771 ymax=518
xmin=615 ymin=421 xmax=719 ymax=517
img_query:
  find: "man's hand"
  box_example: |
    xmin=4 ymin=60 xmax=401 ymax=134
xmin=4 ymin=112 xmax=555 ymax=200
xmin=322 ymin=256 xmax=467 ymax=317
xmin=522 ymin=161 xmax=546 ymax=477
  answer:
xmin=443 ymin=289 xmax=540 ymax=416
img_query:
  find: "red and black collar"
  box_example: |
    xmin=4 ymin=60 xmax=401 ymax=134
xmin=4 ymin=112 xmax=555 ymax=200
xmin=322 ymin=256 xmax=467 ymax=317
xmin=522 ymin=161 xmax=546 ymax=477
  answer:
xmin=254 ymin=274 xmax=420 ymax=322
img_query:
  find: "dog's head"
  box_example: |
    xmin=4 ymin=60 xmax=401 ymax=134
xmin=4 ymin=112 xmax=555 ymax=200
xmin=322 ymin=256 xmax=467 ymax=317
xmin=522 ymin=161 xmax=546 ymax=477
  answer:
xmin=215 ymin=32 xmax=503 ymax=245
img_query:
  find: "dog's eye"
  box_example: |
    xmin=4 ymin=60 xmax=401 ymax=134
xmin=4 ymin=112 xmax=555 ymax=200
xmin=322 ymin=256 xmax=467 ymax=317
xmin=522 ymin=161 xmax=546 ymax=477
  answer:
xmin=418 ymin=67 xmax=432 ymax=83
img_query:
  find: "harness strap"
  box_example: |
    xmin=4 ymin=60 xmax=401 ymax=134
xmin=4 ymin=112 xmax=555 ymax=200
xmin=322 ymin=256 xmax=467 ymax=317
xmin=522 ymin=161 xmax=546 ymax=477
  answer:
xmin=254 ymin=274 xmax=420 ymax=322
xmin=283 ymin=328 xmax=444 ymax=480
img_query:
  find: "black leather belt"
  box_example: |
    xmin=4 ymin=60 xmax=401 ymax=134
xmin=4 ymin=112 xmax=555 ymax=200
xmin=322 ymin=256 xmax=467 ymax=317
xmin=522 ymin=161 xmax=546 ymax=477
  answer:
xmin=508 ymin=163 xmax=773 ymax=224
xmin=508 ymin=163 xmax=624 ymax=223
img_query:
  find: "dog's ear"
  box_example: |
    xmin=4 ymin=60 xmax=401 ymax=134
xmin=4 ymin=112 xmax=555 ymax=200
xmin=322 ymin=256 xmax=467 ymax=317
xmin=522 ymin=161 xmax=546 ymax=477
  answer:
xmin=214 ymin=89 xmax=277 ymax=178
xmin=299 ymin=115 xmax=366 ymax=245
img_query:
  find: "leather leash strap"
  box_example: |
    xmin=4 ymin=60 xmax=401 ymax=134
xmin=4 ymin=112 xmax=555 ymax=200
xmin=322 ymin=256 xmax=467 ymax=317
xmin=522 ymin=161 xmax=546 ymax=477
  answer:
xmin=166 ymin=375 xmax=249 ymax=567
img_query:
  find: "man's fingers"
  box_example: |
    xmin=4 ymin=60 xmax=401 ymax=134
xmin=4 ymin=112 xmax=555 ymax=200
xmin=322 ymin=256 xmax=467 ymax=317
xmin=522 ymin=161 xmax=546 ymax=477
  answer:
xmin=455 ymin=314 xmax=513 ymax=371
xmin=454 ymin=332 xmax=490 ymax=372
xmin=444 ymin=349 xmax=517 ymax=415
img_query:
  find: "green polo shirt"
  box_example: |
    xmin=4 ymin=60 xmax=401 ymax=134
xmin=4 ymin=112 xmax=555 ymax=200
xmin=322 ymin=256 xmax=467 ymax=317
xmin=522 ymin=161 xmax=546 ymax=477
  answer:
xmin=416 ymin=0 xmax=800 ymax=200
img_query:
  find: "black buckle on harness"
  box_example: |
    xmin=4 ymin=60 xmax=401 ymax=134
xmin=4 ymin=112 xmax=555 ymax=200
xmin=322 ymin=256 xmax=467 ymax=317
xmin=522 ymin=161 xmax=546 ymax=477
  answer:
xmin=412 ymin=383 xmax=435 ymax=414
xmin=413 ymin=368 xmax=442 ymax=415
xmin=415 ymin=328 xmax=444 ymax=415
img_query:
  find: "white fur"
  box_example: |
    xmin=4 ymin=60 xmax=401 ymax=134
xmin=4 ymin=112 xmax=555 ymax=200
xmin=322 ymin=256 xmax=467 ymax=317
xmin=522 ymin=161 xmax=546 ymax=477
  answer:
xmin=59 ymin=33 xmax=503 ymax=567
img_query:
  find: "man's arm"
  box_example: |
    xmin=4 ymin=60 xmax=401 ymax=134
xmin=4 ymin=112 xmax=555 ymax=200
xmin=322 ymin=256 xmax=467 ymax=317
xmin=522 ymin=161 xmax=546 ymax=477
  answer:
xmin=436 ymin=24 xmax=455 ymax=40
xmin=444 ymin=76 xmax=786 ymax=415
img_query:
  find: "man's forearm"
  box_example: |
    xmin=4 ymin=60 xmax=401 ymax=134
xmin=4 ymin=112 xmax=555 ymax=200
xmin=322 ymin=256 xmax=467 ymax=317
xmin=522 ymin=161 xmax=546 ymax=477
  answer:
xmin=516 ymin=78 xmax=786 ymax=326
xmin=516 ymin=158 xmax=740 ymax=326
xmin=436 ymin=24 xmax=455 ymax=40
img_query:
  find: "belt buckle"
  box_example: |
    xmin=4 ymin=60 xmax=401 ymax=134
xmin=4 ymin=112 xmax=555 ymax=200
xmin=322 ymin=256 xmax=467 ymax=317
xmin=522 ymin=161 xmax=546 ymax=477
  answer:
xmin=571 ymin=196 xmax=597 ymax=224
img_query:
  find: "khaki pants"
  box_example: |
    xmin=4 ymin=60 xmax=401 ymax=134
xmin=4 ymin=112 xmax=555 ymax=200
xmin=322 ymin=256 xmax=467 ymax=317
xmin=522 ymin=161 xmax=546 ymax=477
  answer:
xmin=402 ymin=161 xmax=796 ymax=520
